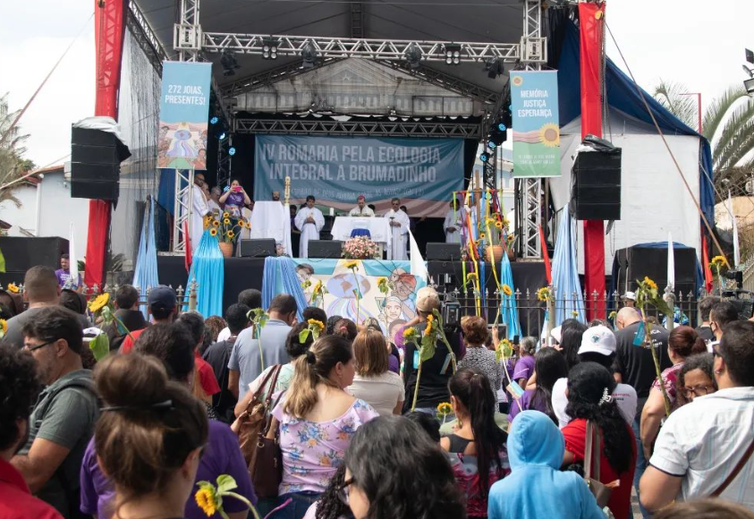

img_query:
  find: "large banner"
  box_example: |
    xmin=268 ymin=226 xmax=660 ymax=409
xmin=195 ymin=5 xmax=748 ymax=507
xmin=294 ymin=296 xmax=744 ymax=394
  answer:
xmin=511 ymin=70 xmax=560 ymax=178
xmin=158 ymin=61 xmax=212 ymax=170
xmin=254 ymin=135 xmax=464 ymax=217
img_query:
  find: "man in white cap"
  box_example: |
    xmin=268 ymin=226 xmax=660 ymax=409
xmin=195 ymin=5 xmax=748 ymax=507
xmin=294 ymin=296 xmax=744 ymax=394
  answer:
xmin=401 ymin=286 xmax=462 ymax=414
xmin=622 ymin=291 xmax=636 ymax=308
xmin=550 ymin=325 xmax=638 ymax=429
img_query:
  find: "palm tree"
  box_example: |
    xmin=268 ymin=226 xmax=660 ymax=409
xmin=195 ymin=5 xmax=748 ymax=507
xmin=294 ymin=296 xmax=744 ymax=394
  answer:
xmin=0 ymin=93 xmax=35 ymax=208
xmin=654 ymin=81 xmax=754 ymax=200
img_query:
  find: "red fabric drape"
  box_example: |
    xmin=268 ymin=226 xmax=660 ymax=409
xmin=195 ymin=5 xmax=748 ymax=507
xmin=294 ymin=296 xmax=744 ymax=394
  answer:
xmin=539 ymin=225 xmax=552 ymax=285
xmin=85 ymin=0 xmax=128 ymax=287
xmin=579 ymin=2 xmax=606 ymax=318
xmin=702 ymin=235 xmax=713 ymax=293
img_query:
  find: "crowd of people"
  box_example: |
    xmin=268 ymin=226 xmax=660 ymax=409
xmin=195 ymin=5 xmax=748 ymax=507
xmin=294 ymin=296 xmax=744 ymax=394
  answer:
xmin=1 ymin=262 xmax=754 ymax=519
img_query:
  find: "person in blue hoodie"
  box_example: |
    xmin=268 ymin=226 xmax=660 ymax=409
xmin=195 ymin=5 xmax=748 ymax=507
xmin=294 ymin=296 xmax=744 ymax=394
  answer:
xmin=488 ymin=410 xmax=605 ymax=519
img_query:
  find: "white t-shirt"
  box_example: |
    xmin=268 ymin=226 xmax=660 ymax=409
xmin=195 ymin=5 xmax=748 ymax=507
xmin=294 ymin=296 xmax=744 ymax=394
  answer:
xmin=347 ymin=371 xmax=405 ymax=416
xmin=217 ymin=327 xmax=231 ymax=342
xmin=551 ymin=377 xmax=638 ymax=428
xmin=650 ymin=387 xmax=754 ymax=507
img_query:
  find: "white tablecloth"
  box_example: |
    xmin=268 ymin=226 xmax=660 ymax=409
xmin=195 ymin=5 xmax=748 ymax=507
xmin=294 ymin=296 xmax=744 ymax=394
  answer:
xmin=331 ymin=217 xmax=391 ymax=243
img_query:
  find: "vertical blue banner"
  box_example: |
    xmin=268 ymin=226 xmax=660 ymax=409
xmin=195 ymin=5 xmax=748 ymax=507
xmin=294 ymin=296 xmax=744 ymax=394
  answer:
xmin=510 ymin=70 xmax=560 ymax=178
xmin=158 ymin=61 xmax=212 ymax=170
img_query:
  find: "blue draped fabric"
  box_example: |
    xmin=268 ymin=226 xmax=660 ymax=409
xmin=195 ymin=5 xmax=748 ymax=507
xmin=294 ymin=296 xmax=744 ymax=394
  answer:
xmin=188 ymin=231 xmax=224 ymax=317
xmin=557 ymin=21 xmax=715 ymax=229
xmin=350 ymin=229 xmax=371 ymax=238
xmin=498 ymin=253 xmax=522 ymax=340
xmin=133 ymin=197 xmax=159 ymax=319
xmin=261 ymin=257 xmax=308 ymax=321
xmin=550 ymin=205 xmax=586 ymax=326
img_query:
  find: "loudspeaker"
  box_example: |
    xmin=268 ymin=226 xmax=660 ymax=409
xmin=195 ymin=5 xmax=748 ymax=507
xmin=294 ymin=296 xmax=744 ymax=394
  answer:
xmin=71 ymin=126 xmax=130 ymax=201
xmin=239 ymin=239 xmax=277 ymax=258
xmin=0 ymin=237 xmax=69 ymax=271
xmin=426 ymin=242 xmax=462 ymax=261
xmin=570 ymin=149 xmax=622 ymax=221
xmin=614 ymin=245 xmax=696 ymax=295
xmin=308 ymin=240 xmax=343 ymax=259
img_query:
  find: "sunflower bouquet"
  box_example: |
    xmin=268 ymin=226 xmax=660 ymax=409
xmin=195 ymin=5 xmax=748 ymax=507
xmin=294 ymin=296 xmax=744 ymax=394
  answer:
xmin=206 ymin=212 xmax=248 ymax=244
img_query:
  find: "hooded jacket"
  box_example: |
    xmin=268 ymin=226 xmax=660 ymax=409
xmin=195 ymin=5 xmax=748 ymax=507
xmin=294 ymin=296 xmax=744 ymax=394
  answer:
xmin=488 ymin=411 xmax=604 ymax=519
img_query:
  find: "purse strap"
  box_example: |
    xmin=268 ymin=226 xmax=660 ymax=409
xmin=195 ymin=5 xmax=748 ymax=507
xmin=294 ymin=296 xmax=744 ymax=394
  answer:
xmin=584 ymin=420 xmax=601 ymax=482
xmin=245 ymin=364 xmax=282 ymax=413
xmin=264 ymin=364 xmax=284 ymax=407
xmin=711 ymin=435 xmax=754 ymax=497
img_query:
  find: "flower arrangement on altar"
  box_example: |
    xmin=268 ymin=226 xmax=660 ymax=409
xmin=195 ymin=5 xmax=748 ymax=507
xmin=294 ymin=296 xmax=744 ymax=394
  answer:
xmin=342 ymin=236 xmax=379 ymax=259
xmin=205 ymin=212 xmax=248 ymax=244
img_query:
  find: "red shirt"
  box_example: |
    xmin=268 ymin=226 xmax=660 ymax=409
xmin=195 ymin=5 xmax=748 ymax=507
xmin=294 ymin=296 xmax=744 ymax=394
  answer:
xmin=195 ymin=351 xmax=221 ymax=396
xmin=119 ymin=328 xmax=146 ymax=354
xmin=561 ymin=418 xmax=636 ymax=519
xmin=0 ymin=457 xmax=63 ymax=519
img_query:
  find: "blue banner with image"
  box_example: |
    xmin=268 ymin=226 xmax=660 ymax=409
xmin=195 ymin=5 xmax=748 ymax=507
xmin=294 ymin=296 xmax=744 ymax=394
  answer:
xmin=254 ymin=135 xmax=464 ymax=217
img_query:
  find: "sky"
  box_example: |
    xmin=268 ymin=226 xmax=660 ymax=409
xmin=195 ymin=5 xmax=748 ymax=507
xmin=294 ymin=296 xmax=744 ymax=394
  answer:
xmin=0 ymin=0 xmax=752 ymax=168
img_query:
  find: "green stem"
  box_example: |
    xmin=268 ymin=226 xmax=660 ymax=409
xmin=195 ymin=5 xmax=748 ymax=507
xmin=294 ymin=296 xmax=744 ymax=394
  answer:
xmin=411 ymin=352 xmax=423 ymax=412
xmin=640 ymin=309 xmax=672 ymax=417
xmin=256 ymin=325 xmax=265 ymax=372
xmin=113 ymin=315 xmax=134 ymax=344
xmin=223 ymin=492 xmax=261 ymax=519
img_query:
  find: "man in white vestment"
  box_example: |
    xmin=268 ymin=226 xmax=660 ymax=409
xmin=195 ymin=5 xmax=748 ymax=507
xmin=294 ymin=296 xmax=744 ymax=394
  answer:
xmin=208 ymin=186 xmax=222 ymax=214
xmin=250 ymin=201 xmax=292 ymax=256
xmin=348 ymin=195 xmax=375 ymax=217
xmin=185 ymin=172 xmax=210 ymax=253
xmin=384 ymin=198 xmax=410 ymax=260
xmin=444 ymin=199 xmax=462 ymax=243
xmin=294 ymin=195 xmax=325 ymax=258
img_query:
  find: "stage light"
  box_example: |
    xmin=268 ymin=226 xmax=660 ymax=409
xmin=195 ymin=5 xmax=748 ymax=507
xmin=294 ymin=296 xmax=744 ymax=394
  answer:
xmin=210 ymin=116 xmax=219 ymax=125
xmin=480 ymin=152 xmax=489 ymax=163
xmin=229 ymin=147 xmax=236 ymax=156
xmin=219 ymin=132 xmax=227 ymax=140
xmin=262 ymin=37 xmax=279 ymax=60
xmin=220 ymin=51 xmax=240 ymax=76
xmin=745 ymin=77 xmax=754 ymax=95
xmin=498 ymin=123 xmax=506 ymax=132
xmin=301 ymin=42 xmax=319 ymax=69
xmin=443 ymin=44 xmax=462 ymax=66
xmin=404 ymin=43 xmax=422 ymax=70
xmin=487 ymin=141 xmax=497 ymax=150
xmin=485 ymin=58 xmax=505 ymax=79
xmin=746 ymin=48 xmax=754 ymax=65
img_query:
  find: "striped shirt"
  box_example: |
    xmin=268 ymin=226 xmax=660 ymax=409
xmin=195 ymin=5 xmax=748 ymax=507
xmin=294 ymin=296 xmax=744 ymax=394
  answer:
xmin=649 ymin=386 xmax=754 ymax=509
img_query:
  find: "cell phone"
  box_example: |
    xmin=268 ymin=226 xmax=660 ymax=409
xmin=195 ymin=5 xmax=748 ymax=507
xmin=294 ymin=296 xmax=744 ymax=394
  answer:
xmin=512 ymin=334 xmax=520 ymax=345
xmin=233 ymin=186 xmax=241 ymax=192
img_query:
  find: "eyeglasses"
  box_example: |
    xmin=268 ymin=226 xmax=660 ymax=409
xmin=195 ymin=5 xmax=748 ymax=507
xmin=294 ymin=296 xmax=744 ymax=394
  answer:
xmin=24 ymin=339 xmax=58 ymax=352
xmin=682 ymin=385 xmax=715 ymax=398
xmin=336 ymin=478 xmax=354 ymax=505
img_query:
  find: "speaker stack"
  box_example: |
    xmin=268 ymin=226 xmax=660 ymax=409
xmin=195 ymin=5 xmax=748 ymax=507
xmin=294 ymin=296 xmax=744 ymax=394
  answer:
xmin=70 ymin=126 xmax=131 ymax=200
xmin=570 ymin=147 xmax=622 ymax=221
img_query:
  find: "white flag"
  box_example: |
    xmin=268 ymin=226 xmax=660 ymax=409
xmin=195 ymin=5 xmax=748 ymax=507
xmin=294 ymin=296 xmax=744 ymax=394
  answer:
xmin=667 ymin=231 xmax=674 ymax=291
xmin=728 ymin=190 xmax=740 ymax=267
xmin=69 ymin=223 xmax=79 ymax=288
xmin=409 ymin=230 xmax=427 ymax=284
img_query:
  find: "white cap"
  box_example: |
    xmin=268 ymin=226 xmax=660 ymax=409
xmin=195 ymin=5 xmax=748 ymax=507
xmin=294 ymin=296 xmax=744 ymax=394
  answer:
xmin=578 ymin=325 xmax=617 ymax=356
xmin=623 ymin=291 xmax=636 ymax=301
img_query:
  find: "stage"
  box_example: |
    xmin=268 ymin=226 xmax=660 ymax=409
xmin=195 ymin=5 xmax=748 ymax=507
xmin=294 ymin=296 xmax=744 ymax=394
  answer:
xmin=157 ymin=255 xmax=546 ymax=335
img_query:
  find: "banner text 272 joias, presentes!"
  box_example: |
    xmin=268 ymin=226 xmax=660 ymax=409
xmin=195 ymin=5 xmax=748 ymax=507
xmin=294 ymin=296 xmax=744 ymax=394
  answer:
xmin=253 ymin=135 xmax=464 ymax=216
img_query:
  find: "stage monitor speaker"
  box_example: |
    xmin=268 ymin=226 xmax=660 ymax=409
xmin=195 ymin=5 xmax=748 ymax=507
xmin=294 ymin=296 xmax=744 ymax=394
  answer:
xmin=308 ymin=240 xmax=343 ymax=259
xmin=239 ymin=239 xmax=277 ymax=258
xmin=70 ymin=126 xmax=130 ymax=201
xmin=614 ymin=245 xmax=696 ymax=295
xmin=570 ymin=149 xmax=622 ymax=221
xmin=0 ymin=237 xmax=69 ymax=272
xmin=426 ymin=242 xmax=462 ymax=261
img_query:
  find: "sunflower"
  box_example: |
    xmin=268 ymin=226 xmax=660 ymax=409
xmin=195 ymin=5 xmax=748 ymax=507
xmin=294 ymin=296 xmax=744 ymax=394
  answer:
xmin=307 ymin=319 xmax=325 ymax=330
xmin=506 ymin=234 xmax=515 ymax=244
xmin=537 ymin=287 xmax=550 ymax=302
xmin=502 ymin=284 xmax=512 ymax=296
xmin=312 ymin=280 xmax=323 ymax=293
xmin=209 ymin=228 xmax=218 ymax=237
xmin=710 ymin=255 xmax=727 ymax=270
xmin=212 ymin=219 xmax=220 ymax=227
xmin=223 ymin=218 xmax=231 ymax=225
xmin=495 ymin=221 xmax=503 ymax=229
xmin=344 ymin=260 xmax=359 ymax=270
xmin=511 ymin=75 xmax=523 ymax=87
xmin=87 ymin=293 xmax=110 ymax=313
xmin=437 ymin=402 xmax=453 ymax=416
xmin=479 ymin=232 xmax=486 ymax=240
xmin=6 ymin=283 xmax=19 ymax=294
xmin=538 ymin=123 xmax=561 ymax=147
xmin=643 ymin=277 xmax=658 ymax=291
xmin=0 ymin=319 xmax=7 ymax=336
xmin=223 ymin=212 xmax=230 ymax=219
xmin=403 ymin=327 xmax=418 ymax=340
xmin=466 ymin=272 xmax=479 ymax=284
xmin=194 ymin=486 xmax=218 ymax=517
xmin=227 ymin=230 xmax=235 ymax=239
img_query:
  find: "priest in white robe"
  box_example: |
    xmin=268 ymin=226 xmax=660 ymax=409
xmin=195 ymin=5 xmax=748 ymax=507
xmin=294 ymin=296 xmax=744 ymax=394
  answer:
xmin=348 ymin=195 xmax=375 ymax=217
xmin=185 ymin=172 xmax=210 ymax=253
xmin=384 ymin=198 xmax=410 ymax=260
xmin=294 ymin=195 xmax=325 ymax=258
xmin=444 ymin=199 xmax=462 ymax=243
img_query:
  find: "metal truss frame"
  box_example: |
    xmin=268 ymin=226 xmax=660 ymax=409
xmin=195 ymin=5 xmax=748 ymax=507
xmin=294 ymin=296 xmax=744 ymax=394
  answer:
xmin=196 ymin=33 xmax=521 ymax=63
xmin=127 ymin=1 xmax=168 ymax=74
xmin=234 ymin=117 xmax=482 ymax=138
xmin=216 ymin=133 xmax=232 ymax=188
xmin=220 ymin=57 xmax=345 ymax=98
xmin=172 ymin=169 xmax=194 ymax=254
xmin=517 ymin=0 xmax=544 ymax=259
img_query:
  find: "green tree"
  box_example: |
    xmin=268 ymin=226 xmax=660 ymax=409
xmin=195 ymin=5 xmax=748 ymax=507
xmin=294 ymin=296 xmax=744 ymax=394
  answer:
xmin=653 ymin=80 xmax=754 ymax=200
xmin=0 ymin=93 xmax=35 ymax=208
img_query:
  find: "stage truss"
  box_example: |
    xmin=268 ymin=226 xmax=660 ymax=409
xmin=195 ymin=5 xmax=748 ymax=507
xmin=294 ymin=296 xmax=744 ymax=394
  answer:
xmin=167 ymin=0 xmax=546 ymax=256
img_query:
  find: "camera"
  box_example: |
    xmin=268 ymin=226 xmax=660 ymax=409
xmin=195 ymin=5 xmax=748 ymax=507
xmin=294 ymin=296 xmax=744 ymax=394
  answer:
xmin=724 ymin=269 xmax=744 ymax=289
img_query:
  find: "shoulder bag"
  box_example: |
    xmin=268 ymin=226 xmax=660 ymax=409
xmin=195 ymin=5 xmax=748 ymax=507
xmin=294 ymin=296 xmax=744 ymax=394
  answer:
xmin=711 ymin=435 xmax=754 ymax=497
xmin=584 ymin=420 xmax=613 ymax=509
xmin=238 ymin=364 xmax=282 ymax=465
